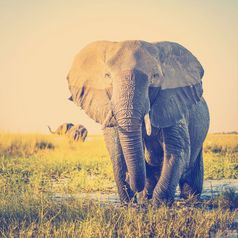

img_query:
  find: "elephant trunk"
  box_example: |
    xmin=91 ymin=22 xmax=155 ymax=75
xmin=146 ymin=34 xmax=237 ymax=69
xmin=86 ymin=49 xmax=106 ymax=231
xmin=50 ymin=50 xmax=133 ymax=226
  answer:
xmin=47 ymin=126 xmax=55 ymax=134
xmin=111 ymin=111 xmax=146 ymax=193
xmin=111 ymin=69 xmax=149 ymax=193
xmin=118 ymin=125 xmax=146 ymax=192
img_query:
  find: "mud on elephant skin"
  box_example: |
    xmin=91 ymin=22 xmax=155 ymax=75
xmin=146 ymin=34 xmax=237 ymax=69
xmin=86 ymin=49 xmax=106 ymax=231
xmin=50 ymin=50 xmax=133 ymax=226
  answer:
xmin=67 ymin=40 xmax=210 ymax=206
xmin=48 ymin=123 xmax=88 ymax=142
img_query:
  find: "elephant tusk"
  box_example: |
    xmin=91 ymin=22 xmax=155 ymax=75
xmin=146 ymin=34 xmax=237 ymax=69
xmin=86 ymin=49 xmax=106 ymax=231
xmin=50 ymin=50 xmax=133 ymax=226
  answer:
xmin=144 ymin=113 xmax=151 ymax=136
xmin=102 ymin=110 xmax=113 ymax=130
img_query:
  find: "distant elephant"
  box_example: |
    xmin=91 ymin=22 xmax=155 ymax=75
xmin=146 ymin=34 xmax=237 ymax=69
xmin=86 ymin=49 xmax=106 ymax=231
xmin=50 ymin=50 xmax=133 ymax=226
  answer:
xmin=67 ymin=124 xmax=88 ymax=142
xmin=48 ymin=123 xmax=88 ymax=142
xmin=48 ymin=123 xmax=74 ymax=135
xmin=67 ymin=41 xmax=210 ymax=206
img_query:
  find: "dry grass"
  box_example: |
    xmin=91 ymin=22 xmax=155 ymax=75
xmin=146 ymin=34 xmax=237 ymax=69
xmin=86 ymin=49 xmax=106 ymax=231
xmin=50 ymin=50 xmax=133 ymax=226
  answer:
xmin=204 ymin=134 xmax=238 ymax=179
xmin=0 ymin=194 xmax=236 ymax=238
xmin=0 ymin=132 xmax=237 ymax=237
xmin=204 ymin=133 xmax=238 ymax=154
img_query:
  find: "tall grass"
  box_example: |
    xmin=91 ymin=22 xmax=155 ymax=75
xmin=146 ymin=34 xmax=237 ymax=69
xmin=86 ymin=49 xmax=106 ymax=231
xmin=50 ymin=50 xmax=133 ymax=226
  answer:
xmin=0 ymin=132 xmax=237 ymax=237
xmin=0 ymin=196 xmax=236 ymax=237
xmin=204 ymin=134 xmax=238 ymax=179
xmin=0 ymin=133 xmax=114 ymax=194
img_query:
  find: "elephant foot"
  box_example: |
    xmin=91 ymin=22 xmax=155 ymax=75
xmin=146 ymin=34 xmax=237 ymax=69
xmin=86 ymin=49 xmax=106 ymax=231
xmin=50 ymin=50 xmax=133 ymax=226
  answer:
xmin=152 ymin=187 xmax=175 ymax=207
xmin=180 ymin=183 xmax=201 ymax=200
xmin=136 ymin=190 xmax=153 ymax=203
xmin=152 ymin=196 xmax=174 ymax=208
xmin=151 ymin=181 xmax=177 ymax=207
xmin=143 ymin=192 xmax=153 ymax=200
xmin=142 ymin=182 xmax=156 ymax=201
xmin=120 ymin=193 xmax=137 ymax=206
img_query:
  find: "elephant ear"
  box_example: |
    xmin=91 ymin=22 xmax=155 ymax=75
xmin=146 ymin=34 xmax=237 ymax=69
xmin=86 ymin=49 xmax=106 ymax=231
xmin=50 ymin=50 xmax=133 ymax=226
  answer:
xmin=150 ymin=42 xmax=204 ymax=128
xmin=67 ymin=41 xmax=113 ymax=125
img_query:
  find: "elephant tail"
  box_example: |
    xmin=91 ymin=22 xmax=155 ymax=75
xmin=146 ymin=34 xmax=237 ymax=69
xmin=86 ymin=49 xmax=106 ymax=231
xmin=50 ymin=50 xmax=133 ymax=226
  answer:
xmin=47 ymin=125 xmax=55 ymax=134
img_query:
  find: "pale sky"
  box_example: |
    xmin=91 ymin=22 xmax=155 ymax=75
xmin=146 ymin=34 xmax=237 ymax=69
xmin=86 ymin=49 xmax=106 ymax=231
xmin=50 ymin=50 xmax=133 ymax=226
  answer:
xmin=0 ymin=0 xmax=237 ymax=134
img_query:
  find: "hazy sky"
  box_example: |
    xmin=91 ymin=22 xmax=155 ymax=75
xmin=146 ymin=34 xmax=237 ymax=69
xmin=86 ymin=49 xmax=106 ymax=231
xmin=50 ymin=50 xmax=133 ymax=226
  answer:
xmin=0 ymin=0 xmax=237 ymax=134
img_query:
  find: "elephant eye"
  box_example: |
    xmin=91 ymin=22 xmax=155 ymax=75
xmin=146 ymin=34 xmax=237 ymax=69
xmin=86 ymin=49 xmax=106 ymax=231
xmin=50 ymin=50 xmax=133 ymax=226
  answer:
xmin=153 ymin=73 xmax=160 ymax=78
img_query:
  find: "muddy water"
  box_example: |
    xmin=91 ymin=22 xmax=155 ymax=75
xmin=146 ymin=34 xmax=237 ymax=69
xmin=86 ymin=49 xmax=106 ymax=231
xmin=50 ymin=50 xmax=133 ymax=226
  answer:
xmin=51 ymin=179 xmax=238 ymax=237
xmin=201 ymin=179 xmax=238 ymax=199
xmin=51 ymin=179 xmax=238 ymax=203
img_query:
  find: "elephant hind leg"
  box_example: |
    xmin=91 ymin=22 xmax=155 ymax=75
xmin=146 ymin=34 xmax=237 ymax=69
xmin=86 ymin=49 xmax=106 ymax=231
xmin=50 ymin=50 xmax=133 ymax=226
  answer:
xmin=179 ymin=148 xmax=204 ymax=199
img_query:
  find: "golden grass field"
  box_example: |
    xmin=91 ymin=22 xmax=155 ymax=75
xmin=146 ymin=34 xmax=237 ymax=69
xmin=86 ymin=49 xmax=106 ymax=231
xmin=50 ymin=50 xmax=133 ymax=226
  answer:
xmin=0 ymin=132 xmax=237 ymax=237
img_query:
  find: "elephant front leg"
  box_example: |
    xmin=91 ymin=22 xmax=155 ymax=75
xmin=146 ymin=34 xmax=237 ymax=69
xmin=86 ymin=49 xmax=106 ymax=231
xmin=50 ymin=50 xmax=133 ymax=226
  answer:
xmin=103 ymin=127 xmax=134 ymax=203
xmin=152 ymin=118 xmax=190 ymax=207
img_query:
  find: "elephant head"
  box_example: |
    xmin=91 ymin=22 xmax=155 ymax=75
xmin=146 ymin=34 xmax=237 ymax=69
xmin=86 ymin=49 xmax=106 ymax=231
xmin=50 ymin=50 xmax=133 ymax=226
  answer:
xmin=48 ymin=123 xmax=74 ymax=135
xmin=67 ymin=41 xmax=204 ymax=192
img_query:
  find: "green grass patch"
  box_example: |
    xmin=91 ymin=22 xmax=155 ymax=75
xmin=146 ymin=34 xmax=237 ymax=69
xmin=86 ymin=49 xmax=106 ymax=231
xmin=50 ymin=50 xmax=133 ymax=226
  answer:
xmin=0 ymin=193 xmax=236 ymax=238
xmin=0 ymin=132 xmax=237 ymax=237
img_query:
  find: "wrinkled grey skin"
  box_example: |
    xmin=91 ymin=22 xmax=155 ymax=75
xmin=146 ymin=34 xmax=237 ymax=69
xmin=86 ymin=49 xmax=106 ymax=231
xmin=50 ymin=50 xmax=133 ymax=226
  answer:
xmin=103 ymin=70 xmax=209 ymax=206
xmin=67 ymin=41 xmax=210 ymax=206
xmin=48 ymin=123 xmax=88 ymax=142
xmin=144 ymin=98 xmax=209 ymax=204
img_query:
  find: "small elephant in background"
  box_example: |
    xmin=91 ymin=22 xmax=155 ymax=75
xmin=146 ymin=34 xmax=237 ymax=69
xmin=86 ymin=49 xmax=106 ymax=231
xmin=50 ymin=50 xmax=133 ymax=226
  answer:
xmin=48 ymin=123 xmax=74 ymax=136
xmin=48 ymin=123 xmax=88 ymax=142
xmin=67 ymin=124 xmax=88 ymax=142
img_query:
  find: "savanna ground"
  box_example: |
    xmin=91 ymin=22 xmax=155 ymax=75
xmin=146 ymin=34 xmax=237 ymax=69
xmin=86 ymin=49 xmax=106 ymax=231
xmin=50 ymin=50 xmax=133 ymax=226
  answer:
xmin=0 ymin=132 xmax=238 ymax=237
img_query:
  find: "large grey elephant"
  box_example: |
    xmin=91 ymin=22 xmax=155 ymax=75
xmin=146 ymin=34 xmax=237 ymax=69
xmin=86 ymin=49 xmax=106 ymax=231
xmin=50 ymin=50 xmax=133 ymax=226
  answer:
xmin=67 ymin=40 xmax=210 ymax=206
xmin=48 ymin=123 xmax=88 ymax=142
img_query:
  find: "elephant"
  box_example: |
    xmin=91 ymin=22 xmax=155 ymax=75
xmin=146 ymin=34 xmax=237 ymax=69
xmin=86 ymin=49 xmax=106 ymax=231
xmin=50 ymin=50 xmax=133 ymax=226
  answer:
xmin=48 ymin=123 xmax=88 ymax=142
xmin=67 ymin=40 xmax=210 ymax=206
xmin=67 ymin=124 xmax=88 ymax=142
